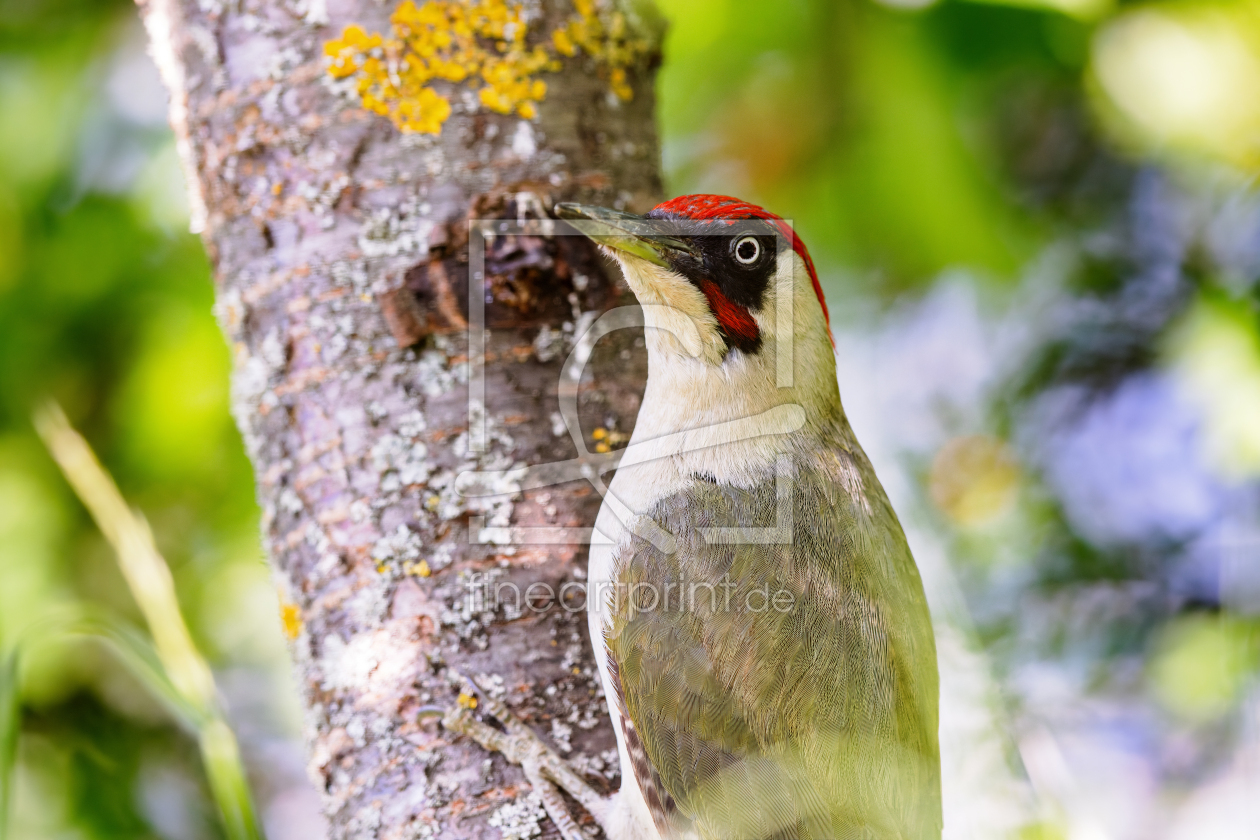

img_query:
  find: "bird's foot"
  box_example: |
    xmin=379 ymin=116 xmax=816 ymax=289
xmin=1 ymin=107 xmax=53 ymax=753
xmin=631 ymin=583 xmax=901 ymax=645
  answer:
xmin=433 ymin=669 xmax=611 ymax=840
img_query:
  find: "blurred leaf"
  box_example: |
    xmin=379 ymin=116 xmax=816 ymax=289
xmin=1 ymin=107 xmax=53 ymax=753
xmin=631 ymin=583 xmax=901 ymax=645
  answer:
xmin=0 ymin=614 xmax=191 ymax=840
xmin=114 ymin=305 xmax=232 ymax=481
xmin=0 ymin=438 xmax=69 ymax=653
xmin=0 ymin=4 xmax=274 ymax=838
xmin=0 ymin=186 xmax=19 ymax=293
xmin=32 ymin=197 xmax=141 ymax=306
xmin=0 ymin=58 xmax=79 ymax=189
xmin=815 ymin=12 xmax=1018 ymax=279
xmin=67 ymin=614 xmax=205 ymax=732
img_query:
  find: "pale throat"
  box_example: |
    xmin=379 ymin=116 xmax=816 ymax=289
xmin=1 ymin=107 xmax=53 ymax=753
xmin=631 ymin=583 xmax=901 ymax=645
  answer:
xmin=608 ymin=253 xmax=841 ymax=493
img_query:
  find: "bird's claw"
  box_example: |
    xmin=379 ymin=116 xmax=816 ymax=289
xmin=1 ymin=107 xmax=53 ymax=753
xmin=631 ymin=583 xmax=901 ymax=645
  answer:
xmin=433 ymin=669 xmax=610 ymax=840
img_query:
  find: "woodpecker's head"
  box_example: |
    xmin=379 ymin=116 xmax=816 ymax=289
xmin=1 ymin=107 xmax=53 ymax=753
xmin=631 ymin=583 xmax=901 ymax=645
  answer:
xmin=557 ymin=195 xmax=836 ymax=417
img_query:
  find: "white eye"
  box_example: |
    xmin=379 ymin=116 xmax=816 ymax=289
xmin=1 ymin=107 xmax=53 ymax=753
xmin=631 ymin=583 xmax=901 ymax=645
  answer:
xmin=734 ymin=236 xmax=760 ymax=264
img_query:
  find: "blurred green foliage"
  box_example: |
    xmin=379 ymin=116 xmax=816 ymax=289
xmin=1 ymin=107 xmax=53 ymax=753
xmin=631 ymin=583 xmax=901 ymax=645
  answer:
xmin=0 ymin=0 xmax=289 ymax=836
xmin=656 ymin=0 xmax=1080 ymax=285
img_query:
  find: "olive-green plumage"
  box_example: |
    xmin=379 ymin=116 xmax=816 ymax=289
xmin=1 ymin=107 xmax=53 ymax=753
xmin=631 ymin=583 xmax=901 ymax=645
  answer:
xmin=604 ymin=426 xmax=941 ymax=840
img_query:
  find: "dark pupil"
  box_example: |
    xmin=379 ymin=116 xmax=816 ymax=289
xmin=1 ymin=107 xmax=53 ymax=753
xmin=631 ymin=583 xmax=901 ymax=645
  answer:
xmin=737 ymin=239 xmax=757 ymax=261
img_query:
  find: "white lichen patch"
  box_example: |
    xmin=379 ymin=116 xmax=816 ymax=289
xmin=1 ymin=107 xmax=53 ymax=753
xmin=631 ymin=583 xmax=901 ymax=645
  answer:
xmin=487 ymin=791 xmax=547 ymax=840
xmin=567 ymin=703 xmax=603 ymax=732
xmin=549 ymin=718 xmax=572 ymax=754
xmin=510 ymin=120 xmax=537 ymax=159
xmin=405 ymin=818 xmax=438 ymax=839
xmin=230 ymin=352 xmax=273 ymax=461
xmin=425 ymin=469 xmax=465 ymax=522
xmin=427 ymin=540 xmax=457 ymax=574
xmin=298 ymin=173 xmax=349 ymax=230
xmin=568 ymin=747 xmax=621 ymax=782
xmin=320 ymin=633 xmax=375 ymax=693
xmin=330 ymin=258 xmax=372 ymax=295
xmin=259 ymin=327 xmax=287 ymax=371
xmin=372 ymin=524 xmax=424 ymax=566
xmin=464 ymin=469 xmax=527 ymax=540
xmin=371 ymin=434 xmax=432 ymax=490
xmin=532 ymin=324 xmax=564 ymax=362
xmin=303 ymin=521 xmax=342 ymax=583
xmin=321 ymin=329 xmax=349 ymax=364
xmin=212 ymin=287 xmax=246 ymax=337
xmin=357 ymin=199 xmax=436 ymax=258
xmin=436 ymin=568 xmax=504 ymax=646
xmin=428 ymin=411 xmax=528 ymax=542
xmin=232 ymin=348 xmax=272 ymax=403
xmin=279 ymin=488 xmax=305 ymax=514
xmin=473 ymin=672 xmax=507 ymax=701
xmin=549 ymin=411 xmax=566 ymax=438
xmin=397 ymin=409 xmax=427 ymax=438
xmin=320 ymin=628 xmax=421 ymax=697
xmin=345 ymin=571 xmax=395 ymax=625
xmin=559 ymin=641 xmax=588 ymax=675
xmin=414 ymin=348 xmax=466 ymax=398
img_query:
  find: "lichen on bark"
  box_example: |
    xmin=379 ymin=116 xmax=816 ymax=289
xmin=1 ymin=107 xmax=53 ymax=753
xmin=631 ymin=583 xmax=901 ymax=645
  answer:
xmin=136 ymin=0 xmax=665 ymax=836
xmin=323 ymin=0 xmax=653 ymax=133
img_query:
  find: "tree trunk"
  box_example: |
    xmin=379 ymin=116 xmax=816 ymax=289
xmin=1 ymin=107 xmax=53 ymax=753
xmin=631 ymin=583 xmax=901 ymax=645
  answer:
xmin=136 ymin=1 xmax=663 ymax=837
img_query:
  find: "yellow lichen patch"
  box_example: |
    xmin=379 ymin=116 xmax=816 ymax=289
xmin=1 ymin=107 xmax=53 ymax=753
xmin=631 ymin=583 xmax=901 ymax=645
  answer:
xmin=560 ymin=0 xmax=649 ymax=101
xmin=552 ymin=27 xmax=576 ymax=57
xmin=279 ymin=601 xmax=303 ymax=641
xmin=591 ymin=426 xmax=628 ymax=454
xmin=457 ymin=691 xmax=479 ymax=709
xmin=406 ymin=559 xmax=432 ymax=577
xmin=324 ymin=0 xmax=651 ymax=135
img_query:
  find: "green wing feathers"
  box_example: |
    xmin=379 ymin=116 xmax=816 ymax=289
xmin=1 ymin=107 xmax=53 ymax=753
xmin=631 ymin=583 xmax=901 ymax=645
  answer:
xmin=604 ymin=447 xmax=941 ymax=839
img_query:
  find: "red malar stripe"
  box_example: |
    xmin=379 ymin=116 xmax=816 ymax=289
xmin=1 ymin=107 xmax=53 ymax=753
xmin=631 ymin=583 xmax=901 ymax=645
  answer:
xmin=696 ymin=278 xmax=759 ymax=344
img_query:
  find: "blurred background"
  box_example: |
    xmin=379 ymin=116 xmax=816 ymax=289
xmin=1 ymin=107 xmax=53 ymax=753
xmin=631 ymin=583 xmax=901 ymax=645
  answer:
xmin=1 ymin=0 xmax=1257 ymax=837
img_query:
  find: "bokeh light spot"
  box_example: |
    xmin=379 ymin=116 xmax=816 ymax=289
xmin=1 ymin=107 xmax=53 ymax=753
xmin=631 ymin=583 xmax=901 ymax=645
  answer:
xmin=929 ymin=435 xmax=1021 ymax=528
xmin=1093 ymin=5 xmax=1260 ymax=166
xmin=1148 ymin=615 xmax=1257 ymax=723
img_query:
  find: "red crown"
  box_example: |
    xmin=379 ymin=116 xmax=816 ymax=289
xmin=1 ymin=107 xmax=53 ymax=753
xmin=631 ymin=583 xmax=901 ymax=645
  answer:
xmin=651 ymin=194 xmax=830 ymax=332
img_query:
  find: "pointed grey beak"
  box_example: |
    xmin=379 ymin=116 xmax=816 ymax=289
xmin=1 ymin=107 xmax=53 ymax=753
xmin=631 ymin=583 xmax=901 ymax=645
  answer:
xmin=555 ymin=203 xmax=695 ymax=268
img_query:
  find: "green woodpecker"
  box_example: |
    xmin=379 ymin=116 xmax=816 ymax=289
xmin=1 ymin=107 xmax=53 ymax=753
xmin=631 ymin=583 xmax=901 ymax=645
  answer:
xmin=447 ymin=195 xmax=941 ymax=840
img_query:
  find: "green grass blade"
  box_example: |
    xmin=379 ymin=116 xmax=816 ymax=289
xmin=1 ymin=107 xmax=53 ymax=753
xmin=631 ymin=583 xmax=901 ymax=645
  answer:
xmin=200 ymin=720 xmax=263 ymax=840
xmin=0 ymin=650 xmax=19 ymax=840
xmin=33 ymin=405 xmax=266 ymax=839
xmin=33 ymin=403 xmax=217 ymax=711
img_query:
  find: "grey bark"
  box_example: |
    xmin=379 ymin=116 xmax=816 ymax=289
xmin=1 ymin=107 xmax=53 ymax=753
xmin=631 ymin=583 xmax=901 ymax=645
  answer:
xmin=136 ymin=1 xmax=663 ymax=837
